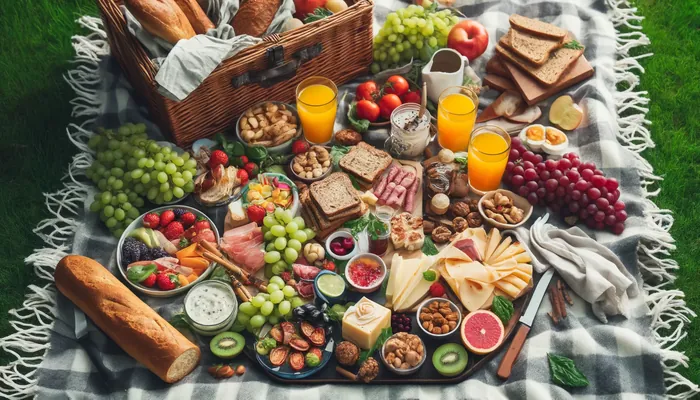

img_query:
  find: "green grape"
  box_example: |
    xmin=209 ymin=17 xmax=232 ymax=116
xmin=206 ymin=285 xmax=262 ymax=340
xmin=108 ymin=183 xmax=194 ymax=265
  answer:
xmin=264 ymin=251 xmax=281 ymax=264
xmin=415 ymin=39 xmax=424 ymax=49
xmin=271 ymin=262 xmax=286 ymax=276
xmin=172 ymin=177 xmax=185 ymax=187
xmin=416 ymin=18 xmax=426 ymax=28
xmin=162 ymin=191 xmax=173 ymax=202
xmin=266 ymin=283 xmax=281 ymax=294
xmin=388 ymin=34 xmax=398 ymax=42
xmin=173 ymin=187 xmax=185 ymax=198
xmin=110 ymin=197 xmax=119 ymax=207
xmin=101 ymin=191 xmax=113 ymax=205
xmin=105 ymin=217 xmax=117 ymax=228
xmin=107 ymin=176 xmax=116 ymax=186
xmin=269 ymin=276 xmax=285 ymax=287
xmin=268 ymin=315 xmax=279 ymax=325
xmin=160 ymin=182 xmax=170 ymax=193
xmin=97 ymin=179 xmax=107 ymax=191
xmin=145 ymin=158 xmax=155 ymax=168
xmin=370 ymin=63 xmax=381 ymax=74
xmin=112 ymin=180 xmax=124 ymax=190
xmin=282 ymin=286 xmax=296 ymax=298
xmin=284 ymin=248 xmax=298 ymax=264
xmin=89 ymin=200 xmax=101 ymax=212
xmin=140 ymin=174 xmax=151 ymax=184
xmin=285 ymin=221 xmax=298 ymax=234
xmin=132 ymin=198 xmax=144 ymax=209
xmin=273 ymin=208 xmax=285 ymax=222
xmin=154 ymin=161 xmax=165 ymax=171
xmin=131 ymin=169 xmax=144 ymax=179
xmin=303 ymin=228 xmax=316 ymax=240
xmin=157 ymin=172 xmax=168 ymax=184
xmin=428 ymin=36 xmax=438 ymax=47
xmin=148 ymin=142 xmax=160 ymax=153
xmin=396 ymin=25 xmax=405 ymax=33
xmin=391 ymin=53 xmax=400 ymax=63
xmin=270 ymin=225 xmax=286 ymax=237
xmin=281 ymin=210 xmax=293 ymax=224
xmin=378 ymin=52 xmax=387 ymax=62
xmin=266 ymin=242 xmax=276 ymax=252
xmin=264 ymin=231 xmax=274 ymax=242
xmin=121 ymin=202 xmax=132 ymax=211
xmin=274 ymin=237 xmax=287 ymax=251
xmin=182 ymin=170 xmax=193 ymax=181
xmin=291 ymin=230 xmax=308 ymax=243
xmin=236 ymin=312 xmax=251 ymax=325
xmin=114 ymin=208 xmax=125 ymax=221
xmin=181 ymin=152 xmax=190 ymax=161
xmin=147 ymin=187 xmax=158 ymax=200
xmin=165 ymin=163 xmax=177 ymax=175
xmin=239 ymin=301 xmax=258 ymax=316
xmin=263 ymin=215 xmax=277 ymax=228
xmin=251 ymin=295 xmax=266 ymax=308
xmin=260 ymin=301 xmax=274 ymax=316
xmin=291 ymin=216 xmax=305 ymax=230
xmin=127 ymin=207 xmax=140 ymax=219
xmin=287 ymin=239 xmax=302 ymax=252
xmin=269 ymin=290 xmax=284 ymax=304
xmin=290 ymin=296 xmax=306 ymax=309
xmin=184 ymin=159 xmax=197 ymax=170
xmin=183 ymin=181 xmax=194 ymax=192
xmin=250 ymin=315 xmax=266 ymax=328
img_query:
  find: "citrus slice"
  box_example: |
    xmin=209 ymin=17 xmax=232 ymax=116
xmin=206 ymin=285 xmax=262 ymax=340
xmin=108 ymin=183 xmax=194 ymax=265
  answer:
xmin=317 ymin=274 xmax=345 ymax=298
xmin=460 ymin=310 xmax=504 ymax=355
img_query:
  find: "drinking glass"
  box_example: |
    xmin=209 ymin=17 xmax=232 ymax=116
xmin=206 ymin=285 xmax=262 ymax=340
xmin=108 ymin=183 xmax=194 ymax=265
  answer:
xmin=296 ymin=77 xmax=338 ymax=144
xmin=467 ymin=125 xmax=511 ymax=193
xmin=437 ymin=86 xmax=479 ymax=152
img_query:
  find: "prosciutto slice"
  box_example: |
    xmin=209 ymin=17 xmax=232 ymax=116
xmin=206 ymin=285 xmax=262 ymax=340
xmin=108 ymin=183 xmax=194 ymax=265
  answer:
xmin=454 ymin=238 xmax=482 ymax=262
xmin=293 ymin=264 xmax=321 ymax=280
xmin=220 ymin=222 xmax=265 ymax=273
xmin=296 ymin=281 xmax=315 ymax=298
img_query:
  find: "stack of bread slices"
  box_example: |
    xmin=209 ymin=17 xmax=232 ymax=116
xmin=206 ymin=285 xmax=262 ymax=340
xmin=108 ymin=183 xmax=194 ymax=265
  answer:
xmin=483 ymin=15 xmax=594 ymax=107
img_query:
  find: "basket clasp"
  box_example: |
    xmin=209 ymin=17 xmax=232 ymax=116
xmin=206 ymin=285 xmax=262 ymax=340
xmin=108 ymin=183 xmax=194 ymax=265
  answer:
xmin=231 ymin=43 xmax=323 ymax=89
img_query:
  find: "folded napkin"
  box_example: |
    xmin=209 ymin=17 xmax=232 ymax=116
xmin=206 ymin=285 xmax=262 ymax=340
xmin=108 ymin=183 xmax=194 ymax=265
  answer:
xmin=508 ymin=214 xmax=639 ymax=323
xmin=122 ymin=0 xmax=294 ymax=101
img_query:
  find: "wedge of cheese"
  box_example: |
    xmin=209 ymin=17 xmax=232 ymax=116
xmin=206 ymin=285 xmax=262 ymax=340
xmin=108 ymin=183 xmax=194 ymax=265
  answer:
xmin=394 ymin=268 xmax=441 ymax=311
xmin=388 ymin=257 xmax=422 ymax=307
xmin=385 ymin=253 xmax=402 ymax=306
xmin=484 ymin=228 xmax=502 ymax=261
xmin=392 ymin=255 xmax=435 ymax=311
xmin=491 ymin=242 xmax=526 ymax=264
xmin=487 ymin=236 xmax=512 ymax=264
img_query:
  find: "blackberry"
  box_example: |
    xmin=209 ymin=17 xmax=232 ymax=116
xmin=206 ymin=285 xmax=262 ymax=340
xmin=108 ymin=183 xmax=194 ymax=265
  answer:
xmin=121 ymin=238 xmax=148 ymax=267
xmin=390 ymin=314 xmax=412 ymax=333
xmin=148 ymin=247 xmax=170 ymax=260
xmin=172 ymin=208 xmax=187 ymax=219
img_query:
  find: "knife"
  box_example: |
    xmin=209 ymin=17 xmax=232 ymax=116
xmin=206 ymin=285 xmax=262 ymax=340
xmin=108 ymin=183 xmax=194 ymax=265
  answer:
xmin=497 ymin=268 xmax=555 ymax=379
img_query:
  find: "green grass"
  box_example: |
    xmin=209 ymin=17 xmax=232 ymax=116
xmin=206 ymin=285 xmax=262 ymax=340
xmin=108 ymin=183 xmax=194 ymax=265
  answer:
xmin=0 ymin=0 xmax=698 ymax=389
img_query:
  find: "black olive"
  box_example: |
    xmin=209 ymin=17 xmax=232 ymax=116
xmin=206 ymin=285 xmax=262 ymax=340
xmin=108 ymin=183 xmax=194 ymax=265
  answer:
xmin=322 ymin=313 xmax=329 ymax=323
xmin=303 ymin=303 xmax=316 ymax=312
xmin=310 ymin=310 xmax=322 ymax=320
xmin=294 ymin=309 xmax=305 ymax=318
xmin=320 ymin=303 xmax=328 ymax=312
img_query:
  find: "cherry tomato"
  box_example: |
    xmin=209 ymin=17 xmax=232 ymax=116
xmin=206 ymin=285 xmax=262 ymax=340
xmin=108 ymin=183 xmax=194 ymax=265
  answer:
xmin=384 ymin=76 xmax=409 ymax=97
xmin=402 ymin=89 xmax=421 ymax=104
xmin=355 ymin=81 xmax=379 ymax=101
xmin=378 ymin=94 xmax=402 ymax=120
xmin=355 ymin=100 xmax=380 ymax=122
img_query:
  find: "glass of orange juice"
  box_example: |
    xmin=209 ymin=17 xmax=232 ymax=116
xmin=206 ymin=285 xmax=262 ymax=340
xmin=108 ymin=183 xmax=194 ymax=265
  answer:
xmin=296 ymin=77 xmax=338 ymax=144
xmin=467 ymin=125 xmax=511 ymax=193
xmin=437 ymin=86 xmax=479 ymax=152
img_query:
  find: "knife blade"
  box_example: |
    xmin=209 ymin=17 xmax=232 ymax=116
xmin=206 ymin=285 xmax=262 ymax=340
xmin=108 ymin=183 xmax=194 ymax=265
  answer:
xmin=497 ymin=268 xmax=555 ymax=379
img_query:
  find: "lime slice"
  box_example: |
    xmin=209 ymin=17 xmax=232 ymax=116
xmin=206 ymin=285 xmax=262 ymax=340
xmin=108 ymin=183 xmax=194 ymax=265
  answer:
xmin=317 ymin=274 xmax=345 ymax=298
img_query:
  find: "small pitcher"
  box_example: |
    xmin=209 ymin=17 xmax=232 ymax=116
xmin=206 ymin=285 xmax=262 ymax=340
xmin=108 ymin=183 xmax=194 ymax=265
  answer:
xmin=421 ymin=48 xmax=469 ymax=103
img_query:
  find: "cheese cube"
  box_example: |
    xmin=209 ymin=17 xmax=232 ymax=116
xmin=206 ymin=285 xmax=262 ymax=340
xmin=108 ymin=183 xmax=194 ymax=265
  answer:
xmin=342 ymin=297 xmax=391 ymax=349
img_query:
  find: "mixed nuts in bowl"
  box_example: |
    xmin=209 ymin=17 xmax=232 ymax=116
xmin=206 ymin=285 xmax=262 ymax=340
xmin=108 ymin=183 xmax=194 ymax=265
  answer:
xmin=380 ymin=332 xmax=426 ymax=375
xmin=416 ymin=298 xmax=462 ymax=338
xmin=477 ymin=190 xmax=533 ymax=229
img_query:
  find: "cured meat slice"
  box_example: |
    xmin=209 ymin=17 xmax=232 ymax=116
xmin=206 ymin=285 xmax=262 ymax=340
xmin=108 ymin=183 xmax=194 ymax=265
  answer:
xmin=404 ymin=176 xmax=420 ymax=212
xmin=386 ymin=185 xmax=407 ymax=208
xmin=391 ymin=168 xmax=408 ymax=186
xmin=377 ymin=182 xmax=396 ymax=205
xmin=373 ymin=165 xmax=398 ymax=197
xmin=293 ymin=264 xmax=321 ymax=280
xmin=223 ymin=222 xmax=257 ymax=238
xmin=296 ymin=281 xmax=314 ymax=298
xmin=455 ymin=238 xmax=482 ymax=262
xmin=398 ymin=171 xmax=416 ymax=188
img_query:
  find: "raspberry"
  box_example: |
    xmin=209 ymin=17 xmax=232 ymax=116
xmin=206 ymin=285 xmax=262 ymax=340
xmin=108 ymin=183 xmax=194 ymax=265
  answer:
xmin=429 ymin=282 xmax=446 ymax=298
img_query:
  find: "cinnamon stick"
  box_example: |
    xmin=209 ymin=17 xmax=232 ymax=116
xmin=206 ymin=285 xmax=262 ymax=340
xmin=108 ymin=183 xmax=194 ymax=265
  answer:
xmin=555 ymin=281 xmax=567 ymax=319
xmin=548 ymin=287 xmax=563 ymax=323
xmin=227 ymin=271 xmax=252 ymax=302
xmin=201 ymin=250 xmax=268 ymax=291
xmin=559 ymin=281 xmax=574 ymax=305
xmin=335 ymin=366 xmax=357 ymax=381
xmin=198 ymin=240 xmax=223 ymax=258
xmin=547 ymin=311 xmax=559 ymax=325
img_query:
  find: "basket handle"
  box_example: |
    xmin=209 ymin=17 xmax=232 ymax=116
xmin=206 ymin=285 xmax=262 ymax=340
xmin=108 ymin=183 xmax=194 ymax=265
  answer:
xmin=232 ymin=43 xmax=323 ymax=89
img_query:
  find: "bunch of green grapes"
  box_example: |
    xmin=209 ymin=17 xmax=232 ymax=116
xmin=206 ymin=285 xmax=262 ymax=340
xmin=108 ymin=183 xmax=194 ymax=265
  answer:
xmin=371 ymin=4 xmax=459 ymax=73
xmin=84 ymin=123 xmax=197 ymax=237
xmin=234 ymin=275 xmax=307 ymax=333
xmin=262 ymin=208 xmax=316 ymax=277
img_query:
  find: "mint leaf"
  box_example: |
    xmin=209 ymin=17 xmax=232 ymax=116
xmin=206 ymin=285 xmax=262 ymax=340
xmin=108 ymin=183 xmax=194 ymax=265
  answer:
xmin=492 ymin=295 xmax=514 ymax=324
xmin=548 ymin=354 xmax=589 ymax=387
xmin=422 ymin=236 xmax=439 ymax=256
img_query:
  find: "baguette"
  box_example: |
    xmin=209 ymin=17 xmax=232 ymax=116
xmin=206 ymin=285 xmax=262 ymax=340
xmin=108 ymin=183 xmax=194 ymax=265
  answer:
xmin=172 ymin=0 xmax=214 ymax=34
xmin=125 ymin=0 xmax=196 ymax=44
xmin=55 ymin=255 xmax=201 ymax=383
xmin=232 ymin=0 xmax=281 ymax=37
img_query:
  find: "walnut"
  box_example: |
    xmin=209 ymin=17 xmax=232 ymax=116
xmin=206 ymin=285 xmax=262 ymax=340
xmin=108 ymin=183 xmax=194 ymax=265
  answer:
xmin=431 ymin=226 xmax=452 ymax=244
xmin=504 ymin=207 xmax=525 ymax=224
xmin=468 ymin=199 xmax=479 ymax=212
xmin=466 ymin=212 xmax=483 ymax=228
xmin=453 ymin=217 xmax=468 ymax=232
xmin=450 ymin=201 xmax=471 ymax=217
xmin=335 ymin=129 xmax=362 ymax=146
xmin=423 ymin=220 xmax=436 ymax=235
xmin=358 ymin=357 xmax=379 ymax=383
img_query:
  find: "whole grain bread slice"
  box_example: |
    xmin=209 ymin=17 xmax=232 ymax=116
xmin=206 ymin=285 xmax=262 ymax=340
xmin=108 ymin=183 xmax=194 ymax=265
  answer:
xmin=486 ymin=56 xmax=510 ymax=78
xmin=309 ymin=172 xmax=360 ymax=218
xmin=339 ymin=142 xmax=393 ymax=184
xmin=502 ymin=28 xmax=563 ymax=65
xmin=496 ymin=33 xmax=584 ymax=86
xmin=509 ymin=14 xmax=566 ymax=40
xmin=301 ymin=186 xmax=365 ymax=232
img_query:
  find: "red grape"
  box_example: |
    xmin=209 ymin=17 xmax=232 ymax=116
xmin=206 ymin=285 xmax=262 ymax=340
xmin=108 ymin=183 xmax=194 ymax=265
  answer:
xmin=558 ymin=158 xmax=573 ymax=170
xmin=536 ymin=187 xmax=547 ymax=198
xmin=579 ymin=193 xmax=590 ymax=206
xmin=586 ymin=204 xmax=598 ymax=215
xmin=605 ymin=215 xmax=616 ymax=226
xmin=580 ymin=209 xmax=589 ymax=220
xmin=566 ymin=170 xmax=580 ymax=182
xmin=563 ymin=153 xmax=574 ymax=160
xmin=536 ymin=163 xmax=547 ymax=172
xmin=571 ymin=190 xmax=582 ymax=200
xmin=587 ymin=187 xmax=602 ymax=200
xmin=571 ymin=158 xmax=581 ymax=168
xmin=595 ymin=221 xmax=605 ymax=230
xmin=586 ymin=218 xmax=597 ymax=229
xmin=615 ymin=210 xmax=627 ymax=222
xmin=605 ymin=205 xmax=615 ymax=215
xmin=538 ymin=180 xmax=546 ymax=188
xmin=596 ymin=198 xmax=609 ymax=209
xmin=511 ymin=137 xmax=522 ymax=148
xmin=605 ymin=178 xmax=619 ymax=191
xmin=591 ymin=175 xmax=606 ymax=188
xmin=526 ymin=181 xmax=539 ymax=192
xmin=540 ymin=170 xmax=551 ymax=181
xmin=611 ymin=190 xmax=621 ymax=201
xmin=559 ymin=176 xmax=570 ymax=187
xmin=545 ymin=159 xmax=557 ymax=171
xmin=524 ymin=168 xmax=538 ymax=181
xmin=545 ymin=192 xmax=556 ymax=202
xmin=569 ymin=202 xmax=580 ymax=213
xmin=511 ymin=175 xmax=525 ymax=186
xmin=506 ymin=161 xmax=515 ymax=172
xmin=534 ymin=154 xmax=544 ymax=163
xmin=575 ymin=180 xmax=589 ymax=191
xmin=513 ymin=165 xmax=525 ymax=176
xmin=527 ymin=193 xmax=538 ymax=205
xmin=556 ymin=186 xmax=566 ymax=197
xmin=564 ymin=194 xmax=572 ymax=203
xmin=523 ymin=151 xmax=536 ymax=163
xmin=614 ymin=201 xmax=625 ymax=211
xmin=523 ymin=161 xmax=535 ymax=170
xmin=612 ymin=223 xmax=625 ymax=235
xmin=581 ymin=162 xmax=596 ymax=171
xmin=581 ymin=169 xmax=594 ymax=181
xmin=594 ymin=169 xmax=604 ymax=176
xmin=551 ymin=170 xmax=564 ymax=180
xmin=594 ymin=211 xmax=606 ymax=222
xmin=509 ymin=149 xmax=520 ymax=161
xmin=545 ymin=179 xmax=559 ymax=192
xmin=518 ymin=186 xmax=529 ymax=197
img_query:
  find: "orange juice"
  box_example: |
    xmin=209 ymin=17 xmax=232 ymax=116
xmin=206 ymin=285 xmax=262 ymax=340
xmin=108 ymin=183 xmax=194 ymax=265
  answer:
xmin=467 ymin=126 xmax=511 ymax=192
xmin=296 ymin=78 xmax=338 ymax=144
xmin=437 ymin=88 xmax=478 ymax=152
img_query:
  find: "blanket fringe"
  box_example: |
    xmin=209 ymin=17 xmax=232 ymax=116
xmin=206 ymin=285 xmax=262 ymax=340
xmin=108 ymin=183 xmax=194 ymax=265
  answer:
xmin=607 ymin=0 xmax=699 ymax=398
xmin=0 ymin=15 xmax=106 ymax=399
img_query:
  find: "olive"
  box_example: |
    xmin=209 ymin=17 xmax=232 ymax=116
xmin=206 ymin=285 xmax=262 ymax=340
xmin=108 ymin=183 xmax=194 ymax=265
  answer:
xmin=294 ymin=308 xmax=305 ymax=317
xmin=302 ymin=303 xmax=316 ymax=312
xmin=320 ymin=303 xmax=328 ymax=312
xmin=310 ymin=310 xmax=322 ymax=320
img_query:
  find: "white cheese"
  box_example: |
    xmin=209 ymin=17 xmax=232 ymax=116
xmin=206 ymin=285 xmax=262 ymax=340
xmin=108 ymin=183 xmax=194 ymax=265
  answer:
xmin=487 ymin=236 xmax=512 ymax=264
xmin=484 ymin=228 xmax=502 ymax=261
xmin=392 ymin=255 xmax=434 ymax=310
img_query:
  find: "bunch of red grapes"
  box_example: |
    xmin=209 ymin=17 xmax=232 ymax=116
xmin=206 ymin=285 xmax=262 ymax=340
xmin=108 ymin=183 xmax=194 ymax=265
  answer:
xmin=503 ymin=138 xmax=627 ymax=234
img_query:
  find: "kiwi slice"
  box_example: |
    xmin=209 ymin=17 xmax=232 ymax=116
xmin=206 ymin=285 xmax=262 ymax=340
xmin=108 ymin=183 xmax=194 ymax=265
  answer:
xmin=210 ymin=332 xmax=245 ymax=359
xmin=432 ymin=343 xmax=468 ymax=377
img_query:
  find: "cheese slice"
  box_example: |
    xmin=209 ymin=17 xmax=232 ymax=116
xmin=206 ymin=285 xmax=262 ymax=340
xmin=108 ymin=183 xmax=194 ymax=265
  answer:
xmin=487 ymin=236 xmax=512 ymax=264
xmin=445 ymin=260 xmax=491 ymax=282
xmin=390 ymin=258 xmax=422 ymax=308
xmin=459 ymin=278 xmax=495 ymax=311
xmin=394 ymin=268 xmax=441 ymax=311
xmin=385 ymin=254 xmax=402 ymax=306
xmin=501 ymin=274 xmax=528 ymax=291
xmin=392 ymin=255 xmax=434 ymax=310
xmin=484 ymin=228 xmax=502 ymax=261
xmin=494 ymin=279 xmax=522 ymax=298
xmin=513 ymin=252 xmax=532 ymax=263
xmin=468 ymin=228 xmax=488 ymax=259
xmin=492 ymin=242 xmax=526 ymax=264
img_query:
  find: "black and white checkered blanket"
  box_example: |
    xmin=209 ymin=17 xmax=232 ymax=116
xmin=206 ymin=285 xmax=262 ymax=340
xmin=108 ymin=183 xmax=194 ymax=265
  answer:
xmin=3 ymin=0 xmax=696 ymax=399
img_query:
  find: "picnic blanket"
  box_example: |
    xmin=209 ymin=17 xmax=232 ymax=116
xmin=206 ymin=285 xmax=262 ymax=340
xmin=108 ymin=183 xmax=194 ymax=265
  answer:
xmin=0 ymin=0 xmax=697 ymax=399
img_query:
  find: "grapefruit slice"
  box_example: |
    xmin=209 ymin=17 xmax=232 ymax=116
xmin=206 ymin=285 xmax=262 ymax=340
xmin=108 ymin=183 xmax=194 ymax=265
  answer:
xmin=460 ymin=310 xmax=505 ymax=355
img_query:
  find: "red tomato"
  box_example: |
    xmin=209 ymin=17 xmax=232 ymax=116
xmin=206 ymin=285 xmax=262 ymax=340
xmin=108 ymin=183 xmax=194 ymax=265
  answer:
xmin=384 ymin=76 xmax=409 ymax=97
xmin=447 ymin=20 xmax=489 ymax=61
xmin=401 ymin=89 xmax=421 ymax=104
xmin=356 ymin=81 xmax=379 ymax=101
xmin=355 ymin=100 xmax=380 ymax=122
xmin=378 ymin=94 xmax=402 ymax=119
xmin=294 ymin=0 xmax=327 ymax=18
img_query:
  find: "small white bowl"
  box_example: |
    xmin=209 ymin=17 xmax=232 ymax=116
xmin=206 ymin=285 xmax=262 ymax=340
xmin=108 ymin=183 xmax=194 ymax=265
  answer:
xmin=380 ymin=333 xmax=427 ymax=375
xmin=344 ymin=253 xmax=387 ymax=294
xmin=324 ymin=230 xmax=358 ymax=261
xmin=236 ymin=102 xmax=302 ymax=155
xmin=416 ymin=298 xmax=462 ymax=338
xmin=477 ymin=189 xmax=533 ymax=229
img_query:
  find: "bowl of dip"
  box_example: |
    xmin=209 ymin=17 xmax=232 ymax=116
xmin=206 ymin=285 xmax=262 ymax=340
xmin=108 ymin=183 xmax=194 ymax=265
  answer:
xmin=345 ymin=253 xmax=387 ymax=294
xmin=184 ymin=280 xmax=238 ymax=336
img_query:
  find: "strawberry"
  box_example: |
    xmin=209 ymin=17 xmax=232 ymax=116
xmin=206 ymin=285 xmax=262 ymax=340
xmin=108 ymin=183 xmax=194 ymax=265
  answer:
xmin=243 ymin=162 xmax=259 ymax=178
xmin=246 ymin=205 xmax=266 ymax=225
xmin=142 ymin=213 xmax=160 ymax=229
xmin=156 ymin=273 xmax=179 ymax=291
xmin=237 ymin=169 xmax=249 ymax=185
xmin=193 ymin=219 xmax=210 ymax=232
xmin=180 ymin=212 xmax=196 ymax=227
xmin=291 ymin=139 xmax=309 ymax=155
xmin=163 ymin=221 xmax=185 ymax=240
xmin=142 ymin=273 xmax=157 ymax=288
xmin=208 ymin=150 xmax=229 ymax=169
xmin=429 ymin=282 xmax=445 ymax=297
xmin=184 ymin=227 xmax=197 ymax=240
xmin=323 ymin=260 xmax=336 ymax=272
xmin=240 ymin=155 xmax=249 ymax=164
xmin=159 ymin=210 xmax=175 ymax=228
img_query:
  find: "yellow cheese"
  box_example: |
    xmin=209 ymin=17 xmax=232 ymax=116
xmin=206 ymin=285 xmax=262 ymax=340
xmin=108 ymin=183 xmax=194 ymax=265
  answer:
xmin=513 ymin=252 xmax=532 ymax=263
xmin=394 ymin=268 xmax=441 ymax=311
xmin=495 ymin=279 xmax=523 ymax=298
xmin=487 ymin=236 xmax=512 ymax=264
xmin=492 ymin=242 xmax=526 ymax=264
xmin=392 ymin=255 xmax=434 ymax=310
xmin=470 ymin=228 xmax=488 ymax=260
xmin=459 ymin=278 xmax=495 ymax=311
xmin=360 ymin=191 xmax=378 ymax=206
xmin=342 ymin=297 xmax=391 ymax=349
xmin=390 ymin=257 xmax=423 ymax=309
xmin=385 ymin=254 xmax=402 ymax=306
xmin=484 ymin=228 xmax=502 ymax=261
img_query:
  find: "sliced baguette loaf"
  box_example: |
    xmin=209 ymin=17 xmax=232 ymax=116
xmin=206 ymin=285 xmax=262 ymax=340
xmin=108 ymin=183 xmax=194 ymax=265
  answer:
xmin=496 ymin=33 xmax=584 ymax=86
xmin=509 ymin=14 xmax=566 ymax=40
xmin=502 ymin=28 xmax=563 ymax=65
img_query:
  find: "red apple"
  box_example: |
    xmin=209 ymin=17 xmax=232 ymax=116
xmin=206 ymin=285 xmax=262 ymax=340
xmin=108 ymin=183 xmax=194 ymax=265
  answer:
xmin=447 ymin=20 xmax=489 ymax=61
xmin=294 ymin=0 xmax=327 ymax=19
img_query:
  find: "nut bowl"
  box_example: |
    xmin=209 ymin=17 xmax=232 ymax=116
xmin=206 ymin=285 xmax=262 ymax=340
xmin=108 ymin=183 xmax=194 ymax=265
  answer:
xmin=380 ymin=333 xmax=427 ymax=375
xmin=236 ymin=101 xmax=303 ymax=155
xmin=477 ymin=189 xmax=533 ymax=229
xmin=288 ymin=145 xmax=333 ymax=183
xmin=416 ymin=297 xmax=462 ymax=338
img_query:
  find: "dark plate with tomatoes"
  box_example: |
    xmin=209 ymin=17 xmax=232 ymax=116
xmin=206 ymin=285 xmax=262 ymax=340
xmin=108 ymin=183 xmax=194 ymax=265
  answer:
xmin=350 ymin=75 xmax=422 ymax=128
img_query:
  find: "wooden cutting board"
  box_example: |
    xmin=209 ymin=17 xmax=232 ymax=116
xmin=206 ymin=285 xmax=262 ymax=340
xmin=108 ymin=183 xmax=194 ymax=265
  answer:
xmin=503 ymin=55 xmax=594 ymax=105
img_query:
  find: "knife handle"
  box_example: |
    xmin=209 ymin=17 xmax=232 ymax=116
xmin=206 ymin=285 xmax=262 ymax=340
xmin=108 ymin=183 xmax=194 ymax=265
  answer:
xmin=497 ymin=324 xmax=530 ymax=380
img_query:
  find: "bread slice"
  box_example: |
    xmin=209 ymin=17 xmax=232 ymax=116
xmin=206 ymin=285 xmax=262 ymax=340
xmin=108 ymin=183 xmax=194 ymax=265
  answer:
xmin=484 ymin=74 xmax=516 ymax=92
xmin=486 ymin=56 xmax=510 ymax=78
xmin=309 ymin=173 xmax=360 ymax=218
xmin=496 ymin=34 xmax=584 ymax=86
xmin=509 ymin=14 xmax=567 ymax=40
xmin=339 ymin=142 xmax=393 ymax=185
xmin=300 ymin=187 xmax=366 ymax=237
xmin=502 ymin=28 xmax=563 ymax=65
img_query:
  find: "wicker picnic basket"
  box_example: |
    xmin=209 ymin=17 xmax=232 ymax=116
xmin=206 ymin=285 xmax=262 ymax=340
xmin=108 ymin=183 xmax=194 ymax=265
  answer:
xmin=96 ymin=0 xmax=374 ymax=146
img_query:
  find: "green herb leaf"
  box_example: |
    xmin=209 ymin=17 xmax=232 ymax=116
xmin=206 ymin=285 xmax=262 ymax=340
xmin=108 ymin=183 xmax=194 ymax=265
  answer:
xmin=562 ymin=40 xmax=584 ymax=50
xmin=245 ymin=145 xmax=269 ymax=162
xmin=169 ymin=313 xmax=192 ymax=330
xmin=454 ymin=155 xmax=467 ymax=166
xmin=208 ymin=265 xmax=232 ymax=283
xmin=126 ymin=264 xmax=156 ymax=283
xmin=425 ymin=1 xmax=438 ymax=13
xmin=548 ymin=354 xmax=590 ymax=388
xmin=348 ymin=174 xmax=361 ymax=190
xmin=423 ymin=270 xmax=437 ymax=282
xmin=304 ymin=8 xmax=333 ymax=23
xmin=492 ymin=295 xmax=514 ymax=324
xmin=421 ymin=236 xmax=439 ymax=256
xmin=358 ymin=327 xmax=392 ymax=364
xmin=343 ymin=213 xmax=388 ymax=240
xmin=330 ymin=145 xmax=351 ymax=170
xmin=347 ymin=100 xmax=370 ymax=133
